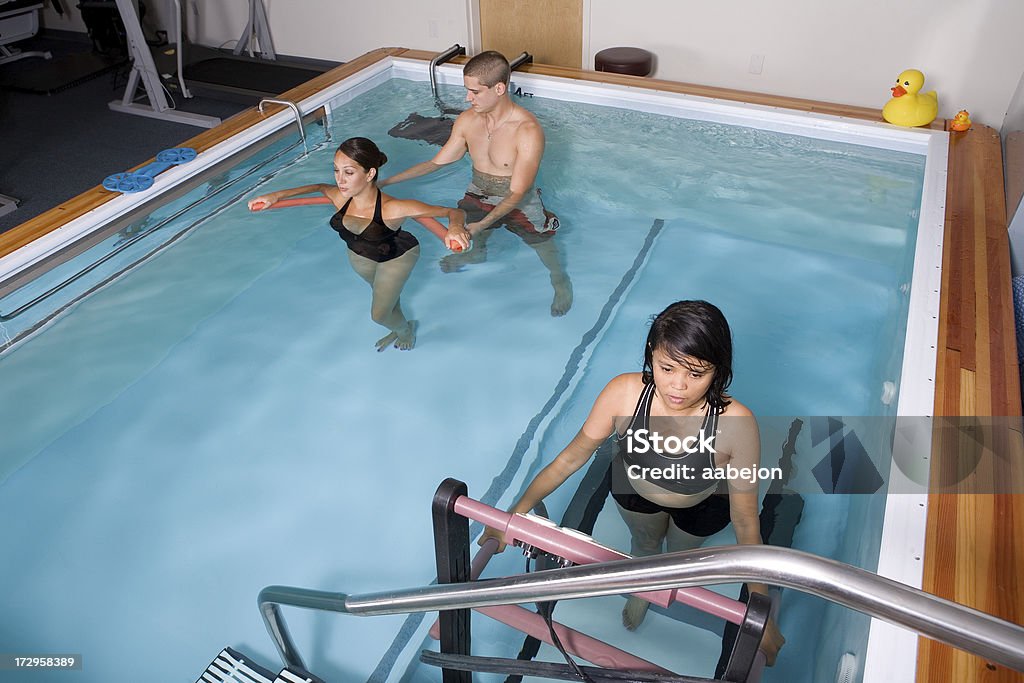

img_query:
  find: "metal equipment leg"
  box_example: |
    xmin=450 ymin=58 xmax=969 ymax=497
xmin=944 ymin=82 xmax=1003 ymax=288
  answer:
xmin=108 ymin=0 xmax=221 ymax=128
xmin=233 ymin=0 xmax=275 ymax=59
xmin=0 ymin=193 xmax=19 ymax=219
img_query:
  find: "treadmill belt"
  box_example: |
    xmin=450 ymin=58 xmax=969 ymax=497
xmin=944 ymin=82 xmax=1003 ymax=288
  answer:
xmin=183 ymin=57 xmax=324 ymax=98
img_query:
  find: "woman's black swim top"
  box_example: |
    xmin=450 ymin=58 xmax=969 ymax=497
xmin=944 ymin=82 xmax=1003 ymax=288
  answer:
xmin=614 ymin=380 xmax=721 ymax=496
xmin=330 ymin=190 xmax=418 ymax=263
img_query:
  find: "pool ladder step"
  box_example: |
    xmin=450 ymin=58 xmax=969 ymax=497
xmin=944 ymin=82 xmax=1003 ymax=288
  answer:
xmin=198 ymin=647 xmax=324 ymax=683
xmin=421 ymin=650 xmax=721 ymax=682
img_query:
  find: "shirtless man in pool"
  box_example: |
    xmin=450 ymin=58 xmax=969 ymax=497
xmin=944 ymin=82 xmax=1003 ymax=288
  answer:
xmin=380 ymin=51 xmax=572 ymax=317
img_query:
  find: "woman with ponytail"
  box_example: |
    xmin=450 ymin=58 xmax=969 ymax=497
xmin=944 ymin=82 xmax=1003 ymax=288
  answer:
xmin=250 ymin=137 xmax=467 ymax=351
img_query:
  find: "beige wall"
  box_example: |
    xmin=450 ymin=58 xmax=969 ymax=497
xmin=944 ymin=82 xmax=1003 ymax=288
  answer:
xmin=184 ymin=0 xmax=469 ymax=63
xmin=41 ymin=0 xmax=468 ymax=61
xmin=588 ymin=0 xmax=1024 ymax=127
xmin=43 ymin=0 xmax=1024 ymax=127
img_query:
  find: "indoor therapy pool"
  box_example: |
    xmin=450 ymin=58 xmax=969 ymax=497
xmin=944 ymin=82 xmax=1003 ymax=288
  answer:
xmin=0 ymin=55 xmax=948 ymax=682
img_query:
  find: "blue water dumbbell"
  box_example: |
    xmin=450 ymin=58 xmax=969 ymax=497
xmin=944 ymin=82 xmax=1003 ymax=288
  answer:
xmin=103 ymin=148 xmax=198 ymax=194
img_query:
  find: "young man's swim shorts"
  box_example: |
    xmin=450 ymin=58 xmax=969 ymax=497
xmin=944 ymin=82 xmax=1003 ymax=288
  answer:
xmin=459 ymin=184 xmax=559 ymax=245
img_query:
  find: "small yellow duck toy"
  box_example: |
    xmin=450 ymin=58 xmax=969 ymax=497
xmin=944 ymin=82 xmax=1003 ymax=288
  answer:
xmin=882 ymin=69 xmax=938 ymax=127
xmin=950 ymin=110 xmax=972 ymax=132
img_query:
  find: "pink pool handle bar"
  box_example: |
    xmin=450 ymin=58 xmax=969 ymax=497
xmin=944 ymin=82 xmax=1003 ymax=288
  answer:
xmin=428 ymin=538 xmax=671 ymax=672
xmin=454 ymin=496 xmax=747 ymax=624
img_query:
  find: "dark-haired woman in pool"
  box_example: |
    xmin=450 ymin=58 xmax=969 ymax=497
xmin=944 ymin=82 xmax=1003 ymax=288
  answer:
xmin=482 ymin=300 xmax=784 ymax=663
xmin=249 ymin=137 xmax=468 ymax=351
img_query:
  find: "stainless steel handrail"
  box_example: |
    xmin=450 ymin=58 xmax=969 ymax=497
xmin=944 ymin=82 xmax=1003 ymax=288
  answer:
xmin=258 ymin=98 xmax=305 ymax=146
xmin=258 ymin=545 xmax=1024 ymax=674
xmin=429 ymin=44 xmax=466 ymax=103
xmin=509 ymin=51 xmax=533 ymax=71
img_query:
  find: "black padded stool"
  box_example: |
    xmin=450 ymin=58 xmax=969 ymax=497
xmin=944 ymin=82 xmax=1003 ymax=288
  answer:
xmin=594 ymin=47 xmax=653 ymax=77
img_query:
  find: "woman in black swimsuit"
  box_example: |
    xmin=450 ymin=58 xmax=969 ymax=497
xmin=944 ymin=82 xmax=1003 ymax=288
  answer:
xmin=249 ymin=138 xmax=468 ymax=351
xmin=482 ymin=300 xmax=784 ymax=662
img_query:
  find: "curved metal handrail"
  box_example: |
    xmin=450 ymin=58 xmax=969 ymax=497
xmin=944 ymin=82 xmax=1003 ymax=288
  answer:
xmin=509 ymin=51 xmax=533 ymax=71
xmin=258 ymin=545 xmax=1024 ymax=674
xmin=429 ymin=44 xmax=466 ymax=104
xmin=258 ymin=98 xmax=306 ymax=146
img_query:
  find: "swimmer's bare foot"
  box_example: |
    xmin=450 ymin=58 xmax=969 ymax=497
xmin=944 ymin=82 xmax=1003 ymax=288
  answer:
xmin=375 ymin=331 xmax=399 ymax=352
xmin=551 ymin=276 xmax=573 ymax=317
xmin=622 ymin=596 xmax=650 ymax=631
xmin=440 ymin=247 xmax=487 ymax=273
xmin=393 ymin=320 xmax=417 ymax=351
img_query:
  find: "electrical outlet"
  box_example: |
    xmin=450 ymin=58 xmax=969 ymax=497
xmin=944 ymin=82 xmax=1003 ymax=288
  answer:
xmin=748 ymin=54 xmax=764 ymax=75
xmin=428 ymin=19 xmax=439 ymax=38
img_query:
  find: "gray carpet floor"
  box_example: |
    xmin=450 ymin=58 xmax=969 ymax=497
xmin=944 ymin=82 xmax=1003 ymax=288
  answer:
xmin=0 ymin=33 xmax=249 ymax=234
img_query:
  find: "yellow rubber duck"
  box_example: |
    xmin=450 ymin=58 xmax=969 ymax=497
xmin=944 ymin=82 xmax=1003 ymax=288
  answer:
xmin=882 ymin=69 xmax=938 ymax=127
xmin=950 ymin=110 xmax=972 ymax=132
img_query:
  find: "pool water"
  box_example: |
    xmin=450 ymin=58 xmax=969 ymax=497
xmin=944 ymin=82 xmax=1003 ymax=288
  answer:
xmin=0 ymin=78 xmax=925 ymax=682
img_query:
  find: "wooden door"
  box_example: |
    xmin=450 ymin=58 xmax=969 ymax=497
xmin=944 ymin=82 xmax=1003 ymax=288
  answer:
xmin=479 ymin=0 xmax=584 ymax=69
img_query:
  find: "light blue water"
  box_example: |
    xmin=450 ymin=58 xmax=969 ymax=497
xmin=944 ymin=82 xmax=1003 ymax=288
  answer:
xmin=0 ymin=78 xmax=925 ymax=682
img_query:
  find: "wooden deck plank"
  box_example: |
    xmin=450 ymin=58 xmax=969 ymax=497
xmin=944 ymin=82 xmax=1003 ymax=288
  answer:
xmin=960 ymin=368 xmax=978 ymax=416
xmin=973 ymin=167 xmax=993 ymax=416
xmin=918 ymin=492 xmax=958 ymax=682
xmin=943 ymin=348 xmax=962 ymax=418
xmin=987 ymin=233 xmax=1014 ymax=415
xmin=978 ymin=124 xmax=1014 ymax=416
xmin=942 ymin=148 xmax=966 ymax=356
xmin=957 ymin=131 xmax=978 ymax=369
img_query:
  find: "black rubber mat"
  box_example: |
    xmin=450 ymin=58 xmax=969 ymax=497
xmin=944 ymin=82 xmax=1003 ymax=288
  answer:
xmin=0 ymin=51 xmax=127 ymax=94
